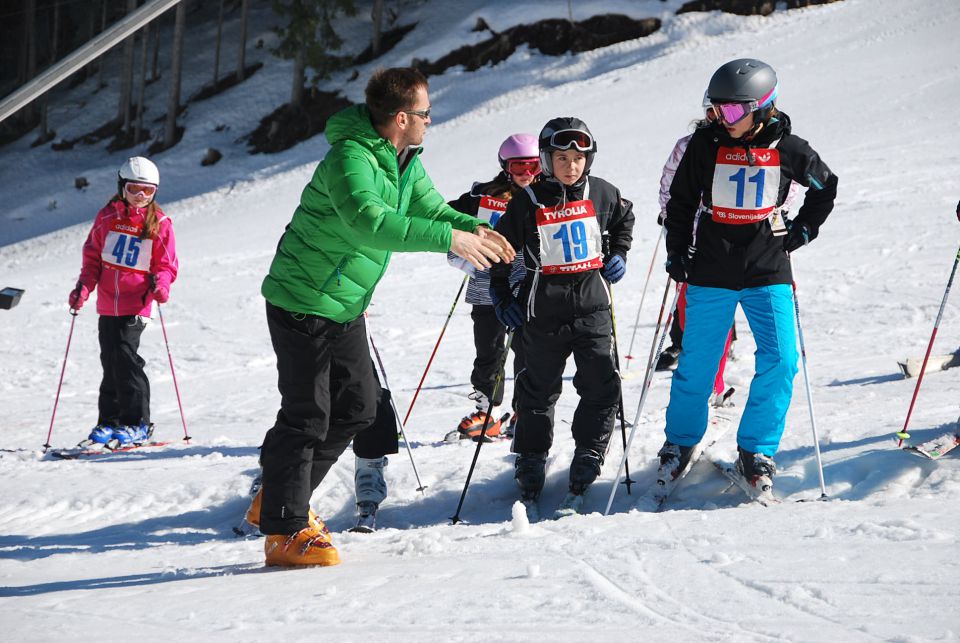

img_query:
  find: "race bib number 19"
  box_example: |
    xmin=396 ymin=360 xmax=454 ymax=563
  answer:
xmin=102 ymin=222 xmax=152 ymax=274
xmin=711 ymin=146 xmax=781 ymax=224
xmin=536 ymin=199 xmax=602 ymax=275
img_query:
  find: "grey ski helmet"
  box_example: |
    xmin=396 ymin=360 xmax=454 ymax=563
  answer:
xmin=706 ymin=58 xmax=778 ymax=120
xmin=538 ymin=117 xmax=597 ymax=179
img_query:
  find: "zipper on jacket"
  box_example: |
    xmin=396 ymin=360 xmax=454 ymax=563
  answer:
xmin=318 ymin=257 xmax=347 ymax=293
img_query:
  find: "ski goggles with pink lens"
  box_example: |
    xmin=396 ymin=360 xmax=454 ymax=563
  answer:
xmin=506 ymin=158 xmax=541 ymax=176
xmin=712 ymin=84 xmax=778 ymax=125
xmin=124 ymin=182 xmax=157 ymax=197
xmin=548 ymin=129 xmax=594 ymax=152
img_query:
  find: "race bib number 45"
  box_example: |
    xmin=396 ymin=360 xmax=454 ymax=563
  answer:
xmin=711 ymin=147 xmax=781 ymax=224
xmin=536 ymin=199 xmax=602 ymax=275
xmin=102 ymin=222 xmax=152 ymax=274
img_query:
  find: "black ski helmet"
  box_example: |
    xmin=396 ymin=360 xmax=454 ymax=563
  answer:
xmin=707 ymin=58 xmax=778 ymax=121
xmin=538 ymin=117 xmax=597 ymax=179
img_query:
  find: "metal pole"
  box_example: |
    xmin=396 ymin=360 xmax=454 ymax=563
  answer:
xmin=0 ymin=0 xmax=184 ymax=125
xmin=451 ymin=331 xmax=514 ymax=524
xmin=897 ymin=244 xmax=960 ymax=446
xmin=43 ymin=310 xmax=79 ymax=452
xmin=157 ymin=303 xmax=191 ymax=442
xmin=608 ymin=290 xmax=634 ymax=493
xmin=624 ymin=226 xmax=665 ymax=369
xmin=366 ymin=319 xmax=426 ymax=494
xmin=789 ymin=257 xmax=827 ymax=499
xmin=605 ymin=282 xmax=679 ymax=515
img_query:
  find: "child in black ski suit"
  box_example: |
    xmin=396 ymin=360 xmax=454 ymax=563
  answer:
xmin=490 ymin=117 xmax=635 ymax=506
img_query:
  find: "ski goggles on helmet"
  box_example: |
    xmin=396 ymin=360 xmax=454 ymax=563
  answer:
xmin=711 ymin=83 xmax=778 ymax=125
xmin=124 ymin=182 xmax=157 ymax=197
xmin=506 ymin=158 xmax=541 ymax=176
xmin=547 ymin=129 xmax=594 ymax=152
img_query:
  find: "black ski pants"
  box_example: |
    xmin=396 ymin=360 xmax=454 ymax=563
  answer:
xmin=97 ymin=315 xmax=149 ymax=426
xmin=470 ymin=304 xmax=524 ymax=405
xmin=352 ymin=369 xmax=400 ymax=459
xmin=511 ymin=308 xmax=619 ymax=458
xmin=260 ymin=302 xmax=377 ymax=535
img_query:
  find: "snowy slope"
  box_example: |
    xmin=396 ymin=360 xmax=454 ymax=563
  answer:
xmin=2 ymin=0 xmax=960 ymax=640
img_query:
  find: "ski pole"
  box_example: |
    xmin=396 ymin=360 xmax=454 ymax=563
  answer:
xmin=451 ymin=330 xmax=514 ymax=525
xmin=897 ymin=243 xmax=960 ymax=446
xmin=366 ymin=318 xmax=426 ymax=494
xmin=624 ymin=226 xmax=665 ymax=369
xmin=402 ymin=275 xmax=468 ymax=427
xmin=605 ymin=281 xmax=679 ymax=515
xmin=608 ymin=290 xmax=634 ymax=493
xmin=157 ymin=303 xmax=191 ymax=442
xmin=789 ymin=256 xmax=827 ymax=499
xmin=43 ymin=308 xmax=79 ymax=452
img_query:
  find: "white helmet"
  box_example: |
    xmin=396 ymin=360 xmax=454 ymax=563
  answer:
xmin=118 ymin=156 xmax=159 ymax=194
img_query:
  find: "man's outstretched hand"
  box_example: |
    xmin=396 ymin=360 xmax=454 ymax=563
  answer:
xmin=451 ymin=228 xmax=516 ymax=270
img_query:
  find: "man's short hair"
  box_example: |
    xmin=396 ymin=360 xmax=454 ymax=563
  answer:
xmin=366 ymin=67 xmax=429 ymax=126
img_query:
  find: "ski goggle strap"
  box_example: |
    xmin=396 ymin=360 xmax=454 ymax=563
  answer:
xmin=712 ymin=82 xmax=779 ymax=125
xmin=506 ymin=158 xmax=541 ymax=176
xmin=124 ymin=182 xmax=157 ymax=197
xmin=548 ymin=129 xmax=594 ymax=152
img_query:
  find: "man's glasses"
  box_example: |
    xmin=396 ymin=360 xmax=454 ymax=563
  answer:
xmin=392 ymin=107 xmax=431 ymax=119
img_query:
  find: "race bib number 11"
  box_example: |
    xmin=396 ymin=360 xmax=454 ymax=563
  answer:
xmin=711 ymin=146 xmax=781 ymax=224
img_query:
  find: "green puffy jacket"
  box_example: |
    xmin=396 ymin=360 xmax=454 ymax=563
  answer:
xmin=261 ymin=105 xmax=482 ymax=322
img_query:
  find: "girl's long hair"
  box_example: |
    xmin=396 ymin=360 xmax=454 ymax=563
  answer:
xmin=108 ymin=194 xmax=160 ymax=239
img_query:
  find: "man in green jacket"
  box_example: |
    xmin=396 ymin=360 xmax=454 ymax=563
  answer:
xmin=256 ymin=68 xmax=515 ymax=567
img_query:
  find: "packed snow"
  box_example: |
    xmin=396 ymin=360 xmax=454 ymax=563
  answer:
xmin=2 ymin=0 xmax=959 ymax=640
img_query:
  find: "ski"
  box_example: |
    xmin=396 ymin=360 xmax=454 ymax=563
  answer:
xmin=48 ymin=441 xmax=171 ymax=460
xmin=232 ymin=473 xmax=263 ymax=537
xmin=709 ymin=457 xmax=780 ymax=506
xmin=349 ymin=511 xmax=377 ymax=534
xmin=444 ymin=412 xmax=512 ymax=443
xmin=650 ymin=412 xmax=735 ymax=511
xmin=553 ymin=491 xmax=586 ymax=519
xmin=897 ymin=352 xmax=960 ymax=378
xmin=904 ymin=432 xmax=960 ymax=460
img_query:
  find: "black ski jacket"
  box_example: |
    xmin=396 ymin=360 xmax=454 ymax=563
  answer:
xmin=490 ymin=175 xmax=634 ymax=324
xmin=664 ymin=111 xmax=838 ymax=290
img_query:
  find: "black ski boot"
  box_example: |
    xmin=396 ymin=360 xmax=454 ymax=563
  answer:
xmin=568 ymin=448 xmax=603 ymax=496
xmin=736 ymin=447 xmax=777 ymax=491
xmin=656 ymin=440 xmax=695 ymax=483
xmin=514 ymin=452 xmax=547 ymax=501
xmin=655 ymin=345 xmax=681 ymax=372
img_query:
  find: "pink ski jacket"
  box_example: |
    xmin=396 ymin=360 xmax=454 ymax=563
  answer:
xmin=77 ymin=199 xmax=178 ymax=317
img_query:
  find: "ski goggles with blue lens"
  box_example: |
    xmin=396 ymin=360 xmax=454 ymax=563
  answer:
xmin=548 ymin=129 xmax=594 ymax=152
xmin=712 ymin=83 xmax=778 ymax=125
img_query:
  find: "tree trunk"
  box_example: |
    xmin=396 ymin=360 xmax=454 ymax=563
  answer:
xmin=97 ymin=0 xmax=108 ymax=88
xmin=83 ymin=0 xmax=98 ymax=79
xmin=371 ymin=0 xmax=384 ymax=57
xmin=136 ymin=22 xmax=149 ymax=143
xmin=290 ymin=49 xmax=305 ymax=108
xmin=163 ymin=0 xmax=186 ymax=149
xmin=237 ymin=0 xmax=249 ymax=81
xmin=119 ymin=0 xmax=137 ymax=131
xmin=22 ymin=0 xmax=37 ymax=123
xmin=39 ymin=0 xmax=62 ymax=141
xmin=213 ymin=0 xmax=225 ymax=85
xmin=151 ymin=19 xmax=161 ymax=82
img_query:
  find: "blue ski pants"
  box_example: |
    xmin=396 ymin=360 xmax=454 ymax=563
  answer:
xmin=664 ymin=284 xmax=798 ymax=456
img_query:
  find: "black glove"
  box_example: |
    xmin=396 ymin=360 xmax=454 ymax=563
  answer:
xmin=956 ymin=200 xmax=959 ymax=222
xmin=783 ymin=221 xmax=811 ymax=254
xmin=489 ymin=288 xmax=524 ymax=330
xmin=665 ymin=253 xmax=688 ymax=283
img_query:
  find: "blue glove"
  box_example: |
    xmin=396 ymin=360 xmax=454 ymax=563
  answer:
xmin=602 ymin=255 xmax=626 ymax=283
xmin=489 ymin=288 xmax=524 ymax=330
xmin=783 ymin=221 xmax=811 ymax=254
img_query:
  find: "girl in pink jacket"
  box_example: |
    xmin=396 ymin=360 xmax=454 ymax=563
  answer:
xmin=68 ymin=157 xmax=178 ymax=447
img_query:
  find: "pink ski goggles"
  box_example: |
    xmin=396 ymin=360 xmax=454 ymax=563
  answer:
xmin=506 ymin=158 xmax=541 ymax=176
xmin=712 ymin=84 xmax=778 ymax=125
